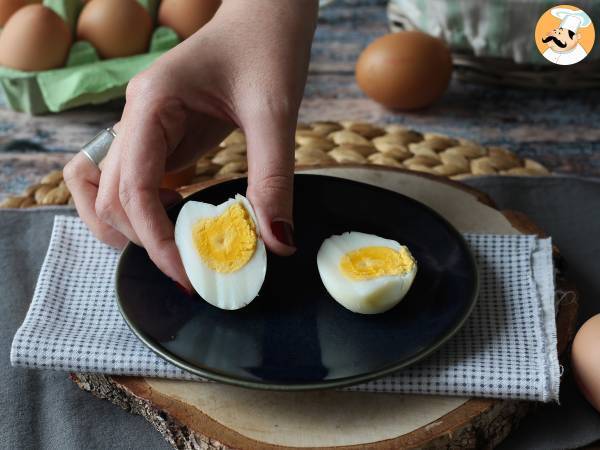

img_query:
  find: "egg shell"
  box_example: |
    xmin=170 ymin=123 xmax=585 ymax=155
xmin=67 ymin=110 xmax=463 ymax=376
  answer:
xmin=158 ymin=0 xmax=221 ymax=39
xmin=76 ymin=0 xmax=152 ymax=59
xmin=0 ymin=4 xmax=71 ymax=71
xmin=317 ymin=231 xmax=417 ymax=314
xmin=355 ymin=31 xmax=453 ymax=110
xmin=174 ymin=194 xmax=267 ymax=310
xmin=572 ymin=314 xmax=600 ymax=413
xmin=0 ymin=0 xmax=39 ymax=27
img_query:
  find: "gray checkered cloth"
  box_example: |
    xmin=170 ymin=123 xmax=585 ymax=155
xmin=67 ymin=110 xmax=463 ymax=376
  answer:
xmin=11 ymin=216 xmax=560 ymax=401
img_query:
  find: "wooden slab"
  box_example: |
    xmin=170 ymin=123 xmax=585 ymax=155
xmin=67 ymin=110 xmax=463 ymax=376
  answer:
xmin=72 ymin=166 xmax=579 ymax=449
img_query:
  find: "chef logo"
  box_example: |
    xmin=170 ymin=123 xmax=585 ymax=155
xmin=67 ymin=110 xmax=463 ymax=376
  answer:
xmin=535 ymin=5 xmax=595 ymax=65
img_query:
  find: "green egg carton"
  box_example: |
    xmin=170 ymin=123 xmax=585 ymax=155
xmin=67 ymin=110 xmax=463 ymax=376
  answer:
xmin=0 ymin=0 xmax=181 ymax=114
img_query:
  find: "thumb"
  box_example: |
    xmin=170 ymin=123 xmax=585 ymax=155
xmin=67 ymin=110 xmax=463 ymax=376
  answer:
xmin=244 ymin=117 xmax=296 ymax=256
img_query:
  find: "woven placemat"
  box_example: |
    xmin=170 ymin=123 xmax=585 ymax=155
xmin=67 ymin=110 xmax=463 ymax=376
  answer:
xmin=0 ymin=121 xmax=549 ymax=208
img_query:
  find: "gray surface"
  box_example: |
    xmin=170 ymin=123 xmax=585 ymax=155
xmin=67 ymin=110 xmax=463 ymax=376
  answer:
xmin=1 ymin=176 xmax=599 ymax=450
xmin=0 ymin=208 xmax=170 ymax=450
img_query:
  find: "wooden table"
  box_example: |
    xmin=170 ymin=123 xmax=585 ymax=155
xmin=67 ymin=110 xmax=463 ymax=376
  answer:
xmin=0 ymin=0 xmax=599 ymax=202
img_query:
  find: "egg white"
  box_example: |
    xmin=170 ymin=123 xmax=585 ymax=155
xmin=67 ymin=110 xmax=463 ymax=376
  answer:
xmin=174 ymin=194 xmax=267 ymax=310
xmin=317 ymin=231 xmax=417 ymax=314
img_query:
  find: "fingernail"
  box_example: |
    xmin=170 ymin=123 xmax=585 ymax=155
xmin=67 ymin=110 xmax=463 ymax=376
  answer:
xmin=271 ymin=220 xmax=295 ymax=248
xmin=174 ymin=281 xmax=193 ymax=296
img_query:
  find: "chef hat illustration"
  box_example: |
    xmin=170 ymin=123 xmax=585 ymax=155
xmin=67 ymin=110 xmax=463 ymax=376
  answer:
xmin=551 ymin=7 xmax=592 ymax=33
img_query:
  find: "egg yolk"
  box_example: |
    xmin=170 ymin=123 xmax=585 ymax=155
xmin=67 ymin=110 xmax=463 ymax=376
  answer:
xmin=192 ymin=203 xmax=257 ymax=273
xmin=340 ymin=246 xmax=415 ymax=280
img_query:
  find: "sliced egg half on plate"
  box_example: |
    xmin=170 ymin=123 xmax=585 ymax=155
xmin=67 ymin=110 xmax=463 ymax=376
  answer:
xmin=174 ymin=194 xmax=267 ymax=310
xmin=317 ymin=232 xmax=417 ymax=314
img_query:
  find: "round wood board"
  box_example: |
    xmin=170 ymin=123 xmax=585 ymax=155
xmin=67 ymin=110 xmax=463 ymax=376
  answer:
xmin=72 ymin=166 xmax=578 ymax=450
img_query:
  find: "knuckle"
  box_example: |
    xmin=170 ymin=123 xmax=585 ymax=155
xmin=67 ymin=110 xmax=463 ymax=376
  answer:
xmin=248 ymin=173 xmax=292 ymax=199
xmin=62 ymin=160 xmax=77 ymax=184
xmin=126 ymin=70 xmax=174 ymax=111
xmin=126 ymin=72 xmax=182 ymax=134
xmin=95 ymin=196 xmax=113 ymax=222
xmin=245 ymin=95 xmax=295 ymax=125
xmin=125 ymin=71 xmax=154 ymax=101
xmin=63 ymin=155 xmax=90 ymax=184
xmin=93 ymin=225 xmax=125 ymax=249
xmin=118 ymin=182 xmax=142 ymax=211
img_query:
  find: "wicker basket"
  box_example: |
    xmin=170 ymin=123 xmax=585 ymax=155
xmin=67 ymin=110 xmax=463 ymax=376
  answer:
xmin=0 ymin=121 xmax=550 ymax=209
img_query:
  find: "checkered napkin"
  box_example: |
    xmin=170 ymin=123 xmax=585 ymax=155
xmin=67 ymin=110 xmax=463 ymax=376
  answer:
xmin=11 ymin=216 xmax=560 ymax=401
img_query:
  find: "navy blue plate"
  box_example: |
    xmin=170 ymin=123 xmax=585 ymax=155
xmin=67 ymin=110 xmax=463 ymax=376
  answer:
xmin=116 ymin=174 xmax=478 ymax=390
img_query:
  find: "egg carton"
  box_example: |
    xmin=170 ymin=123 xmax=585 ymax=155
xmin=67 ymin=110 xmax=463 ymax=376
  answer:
xmin=0 ymin=0 xmax=181 ymax=114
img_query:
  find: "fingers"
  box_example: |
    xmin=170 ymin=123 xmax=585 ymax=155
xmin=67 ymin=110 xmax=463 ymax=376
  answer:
xmin=95 ymin=137 xmax=142 ymax=246
xmin=116 ymin=97 xmax=193 ymax=291
xmin=65 ymin=152 xmax=183 ymax=252
xmin=244 ymin=111 xmax=296 ymax=256
xmin=63 ymin=152 xmax=128 ymax=249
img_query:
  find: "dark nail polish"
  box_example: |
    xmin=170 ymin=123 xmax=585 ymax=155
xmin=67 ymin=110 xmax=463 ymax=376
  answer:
xmin=271 ymin=220 xmax=295 ymax=247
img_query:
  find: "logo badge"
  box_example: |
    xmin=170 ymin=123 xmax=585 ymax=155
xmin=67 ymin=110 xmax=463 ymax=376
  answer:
xmin=535 ymin=5 xmax=595 ymax=65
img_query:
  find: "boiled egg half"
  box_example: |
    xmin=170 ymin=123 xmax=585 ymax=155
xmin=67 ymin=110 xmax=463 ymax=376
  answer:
xmin=317 ymin=232 xmax=417 ymax=314
xmin=174 ymin=194 xmax=266 ymax=310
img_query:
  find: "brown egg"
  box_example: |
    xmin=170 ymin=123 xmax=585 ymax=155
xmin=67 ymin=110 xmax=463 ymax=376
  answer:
xmin=158 ymin=0 xmax=221 ymax=39
xmin=572 ymin=314 xmax=600 ymax=413
xmin=76 ymin=0 xmax=152 ymax=59
xmin=0 ymin=4 xmax=71 ymax=71
xmin=0 ymin=0 xmax=40 ymax=26
xmin=161 ymin=164 xmax=197 ymax=189
xmin=355 ymin=31 xmax=453 ymax=110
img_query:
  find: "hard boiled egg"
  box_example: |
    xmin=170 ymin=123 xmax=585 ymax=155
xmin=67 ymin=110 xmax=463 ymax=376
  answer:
xmin=317 ymin=232 xmax=417 ymax=314
xmin=175 ymin=194 xmax=266 ymax=310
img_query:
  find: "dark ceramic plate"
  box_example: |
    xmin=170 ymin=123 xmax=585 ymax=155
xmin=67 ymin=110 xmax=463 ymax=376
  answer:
xmin=116 ymin=174 xmax=478 ymax=390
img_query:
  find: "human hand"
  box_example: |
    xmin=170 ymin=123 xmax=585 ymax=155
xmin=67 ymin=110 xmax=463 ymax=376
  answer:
xmin=64 ymin=0 xmax=318 ymax=291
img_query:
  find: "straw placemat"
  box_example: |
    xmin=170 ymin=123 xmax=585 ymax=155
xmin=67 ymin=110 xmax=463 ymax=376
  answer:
xmin=0 ymin=121 xmax=549 ymax=208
